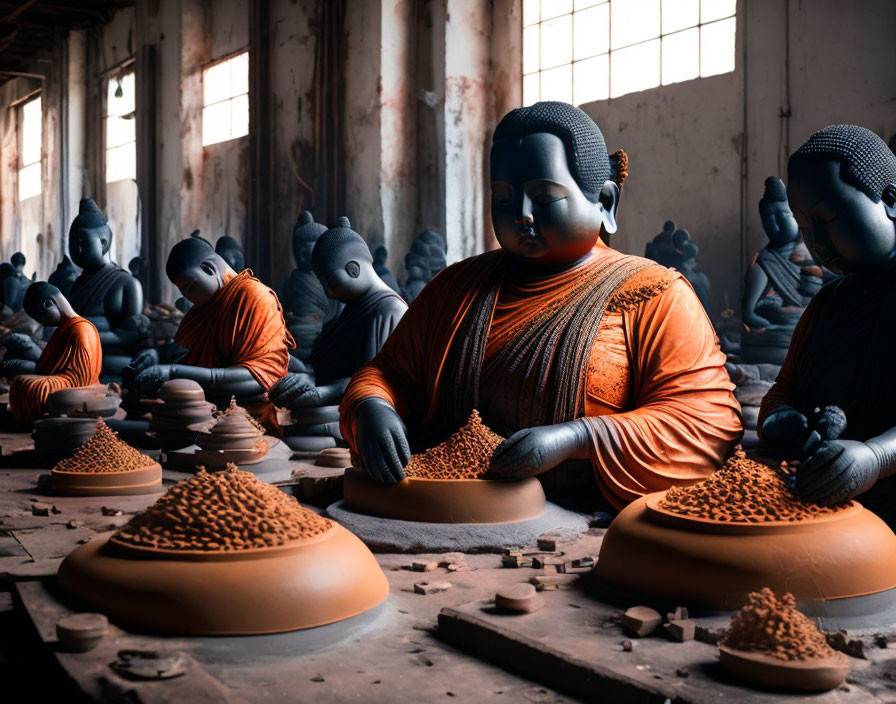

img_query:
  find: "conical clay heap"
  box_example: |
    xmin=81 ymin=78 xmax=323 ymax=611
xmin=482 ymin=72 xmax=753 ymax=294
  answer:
xmin=404 ymin=410 xmax=504 ymax=479
xmin=149 ymin=379 xmax=215 ymax=450
xmin=113 ymin=465 xmax=332 ymax=551
xmin=657 ymin=448 xmax=846 ymax=522
xmin=193 ymin=398 xmax=269 ymax=468
xmin=51 ymin=419 xmax=162 ymax=495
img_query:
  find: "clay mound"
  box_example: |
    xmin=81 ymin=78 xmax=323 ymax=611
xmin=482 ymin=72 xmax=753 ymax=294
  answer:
xmin=113 ymin=465 xmax=333 ymax=551
xmin=657 ymin=448 xmax=846 ymax=522
xmin=197 ymin=398 xmax=268 ymax=453
xmin=404 ymin=410 xmax=504 ymax=480
xmin=53 ymin=420 xmax=156 ymax=474
xmin=724 ymin=588 xmax=835 ymax=661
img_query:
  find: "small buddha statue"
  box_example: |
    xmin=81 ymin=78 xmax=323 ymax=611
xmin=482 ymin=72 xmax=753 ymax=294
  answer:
xmin=402 ymin=253 xmax=430 ymax=303
xmin=280 ymin=211 xmax=343 ymax=360
xmin=5 ymin=282 xmax=102 ymax=426
xmin=402 ymin=230 xmax=447 ymax=303
xmin=215 ymin=236 xmax=246 ymax=272
xmin=269 ymin=217 xmax=407 ymax=413
xmin=5 ymin=252 xmax=31 ymax=313
xmin=128 ymin=255 xmax=147 ymax=291
xmin=644 ymin=220 xmax=676 ymax=263
xmin=759 ymin=125 xmax=896 ymax=522
xmin=373 ymin=245 xmax=401 ymax=293
xmin=67 ymin=198 xmax=147 ymax=381
xmin=48 ymin=255 xmax=79 ymax=297
xmin=741 ymin=177 xmax=824 ymax=365
xmin=645 ymin=225 xmax=712 ymax=315
xmin=125 ymin=237 xmax=293 ymax=432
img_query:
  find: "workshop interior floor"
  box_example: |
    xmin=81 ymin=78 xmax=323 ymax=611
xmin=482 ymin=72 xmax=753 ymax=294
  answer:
xmin=1 ymin=428 xmax=894 ymax=703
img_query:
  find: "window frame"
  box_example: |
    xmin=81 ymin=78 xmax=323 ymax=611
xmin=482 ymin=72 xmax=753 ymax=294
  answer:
xmin=104 ymin=69 xmax=137 ymax=184
xmin=16 ymin=92 xmax=42 ymax=201
xmin=201 ymin=48 xmax=250 ymax=147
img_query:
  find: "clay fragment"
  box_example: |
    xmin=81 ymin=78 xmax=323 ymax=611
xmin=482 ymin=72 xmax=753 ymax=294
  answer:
xmin=502 ymin=553 xmax=525 ymax=568
xmin=666 ymin=606 xmax=689 ymax=622
xmin=570 ymin=557 xmax=594 ymax=569
xmin=619 ymin=606 xmax=663 ymax=637
xmin=66 ymin=519 xmax=84 ymax=529
xmin=101 ymin=506 xmax=123 ymax=516
xmin=664 ymin=619 xmax=696 ymax=642
xmin=31 ymin=502 xmax=52 ymax=516
xmin=414 ymin=581 xmax=452 ymax=595
xmin=494 ymin=583 xmax=543 ymax=614
xmin=56 ymin=612 xmax=108 ymax=652
xmin=536 ymin=534 xmax=560 ymax=551
xmin=825 ymin=630 xmax=866 ymax=660
xmin=621 ymin=640 xmax=633 ymax=652
xmin=411 ymin=561 xmax=438 ymax=572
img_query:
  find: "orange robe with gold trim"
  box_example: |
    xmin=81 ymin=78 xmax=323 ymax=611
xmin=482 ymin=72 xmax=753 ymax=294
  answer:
xmin=9 ymin=315 xmax=102 ymax=426
xmin=175 ymin=271 xmax=294 ymax=391
xmin=340 ymin=241 xmax=742 ymax=509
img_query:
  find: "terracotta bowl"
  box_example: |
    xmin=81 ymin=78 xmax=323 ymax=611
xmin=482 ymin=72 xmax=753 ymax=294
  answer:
xmin=343 ymin=467 xmax=546 ymax=524
xmin=719 ymin=645 xmax=849 ymax=692
xmin=57 ymin=524 xmax=390 ymax=635
xmin=592 ymin=494 xmax=896 ymax=609
xmin=51 ymin=462 xmax=163 ymax=497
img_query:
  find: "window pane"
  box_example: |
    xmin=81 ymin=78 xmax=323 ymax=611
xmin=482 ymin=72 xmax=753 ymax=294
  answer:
xmin=202 ymin=101 xmax=232 ymax=146
xmin=540 ymin=15 xmax=572 ymax=69
xmin=203 ymin=60 xmax=231 ymax=105
xmin=700 ymin=16 xmax=735 ymax=77
xmin=541 ymin=0 xmax=572 ymax=21
xmin=230 ymin=94 xmax=249 ymax=139
xmin=701 ymin=0 xmax=736 ymax=23
xmin=107 ymin=72 xmax=135 ymax=117
xmin=523 ymin=24 xmax=540 ymax=74
xmin=523 ymin=72 xmax=540 ymax=106
xmin=106 ymin=115 xmax=135 ymax=149
xmin=611 ymin=0 xmax=660 ymax=49
xmin=574 ymin=0 xmax=606 ymax=9
xmin=662 ymin=27 xmax=699 ymax=85
xmin=523 ymin=0 xmax=540 ymax=26
xmin=574 ymin=3 xmax=609 ymax=60
xmin=539 ymin=63 xmax=572 ymax=103
xmin=107 ymin=143 xmax=136 ymax=183
xmin=610 ymin=38 xmax=660 ymax=97
xmin=230 ymin=52 xmax=249 ymax=97
xmin=662 ymin=0 xmax=699 ymax=34
xmin=21 ymin=97 xmax=41 ymax=166
xmin=574 ymin=53 xmax=609 ymax=104
xmin=18 ymin=163 xmax=41 ymax=200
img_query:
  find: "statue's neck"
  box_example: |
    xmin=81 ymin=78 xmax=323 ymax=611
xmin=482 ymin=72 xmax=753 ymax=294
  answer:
xmin=83 ymin=258 xmax=111 ymax=275
xmin=767 ymin=239 xmax=798 ymax=256
xmin=506 ymin=251 xmax=594 ymax=280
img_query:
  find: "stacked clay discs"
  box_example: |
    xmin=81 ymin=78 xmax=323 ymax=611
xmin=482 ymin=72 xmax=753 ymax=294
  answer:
xmin=720 ymin=588 xmax=849 ymax=691
xmin=149 ymin=379 xmax=215 ymax=449
xmin=404 ymin=410 xmax=504 ymax=479
xmin=657 ymin=448 xmax=846 ymax=522
xmin=192 ymin=398 xmax=270 ymax=468
xmin=50 ymin=420 xmax=162 ymax=496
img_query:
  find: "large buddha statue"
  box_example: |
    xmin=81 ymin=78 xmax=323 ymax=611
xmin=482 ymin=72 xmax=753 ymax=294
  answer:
xmin=48 ymin=255 xmax=78 ymax=297
xmin=741 ymin=177 xmax=824 ymax=365
xmin=5 ymin=282 xmax=101 ymax=426
xmin=338 ymin=102 xmax=741 ymax=507
xmin=759 ymin=125 xmax=896 ymax=523
xmin=125 ymin=237 xmax=293 ymax=431
xmin=67 ymin=198 xmax=146 ymax=381
xmin=269 ymin=218 xmax=407 ymax=410
xmin=281 ymin=211 xmax=342 ymax=360
xmin=215 ymin=235 xmax=245 ymax=272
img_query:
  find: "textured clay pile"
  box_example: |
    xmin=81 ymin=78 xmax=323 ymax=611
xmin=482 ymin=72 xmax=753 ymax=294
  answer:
xmin=657 ymin=447 xmax=846 ymax=522
xmin=53 ymin=420 xmax=155 ymax=474
xmin=113 ymin=465 xmax=333 ymax=551
xmin=724 ymin=588 xmax=836 ymax=661
xmin=404 ymin=410 xmax=504 ymax=480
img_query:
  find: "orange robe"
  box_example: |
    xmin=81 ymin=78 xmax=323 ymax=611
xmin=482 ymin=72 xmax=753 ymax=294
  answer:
xmin=340 ymin=241 xmax=742 ymax=509
xmin=9 ymin=315 xmax=102 ymax=426
xmin=175 ymin=270 xmax=294 ymax=391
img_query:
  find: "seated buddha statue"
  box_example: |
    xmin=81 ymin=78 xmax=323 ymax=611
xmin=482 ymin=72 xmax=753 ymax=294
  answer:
xmin=645 ymin=225 xmax=712 ymax=315
xmin=281 ymin=211 xmax=343 ymax=361
xmin=373 ymin=245 xmax=401 ymax=293
xmin=48 ymin=255 xmax=79 ymax=297
xmin=741 ymin=177 xmax=825 ymax=365
xmin=5 ymin=252 xmax=31 ymax=313
xmin=67 ymin=198 xmax=146 ymax=381
xmin=337 ymin=101 xmax=741 ymax=508
xmin=269 ymin=218 xmax=407 ymax=412
xmin=6 ymin=282 xmax=102 ymax=426
xmin=215 ymin=235 xmax=245 ymax=272
xmin=125 ymin=237 xmax=294 ymax=432
xmin=759 ymin=125 xmax=896 ymax=524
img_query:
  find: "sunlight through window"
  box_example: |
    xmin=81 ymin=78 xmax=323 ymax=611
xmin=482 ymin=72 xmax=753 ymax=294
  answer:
xmin=202 ymin=51 xmax=249 ymax=147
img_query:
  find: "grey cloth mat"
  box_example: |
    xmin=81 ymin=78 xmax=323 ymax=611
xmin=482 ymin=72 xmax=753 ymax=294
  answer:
xmin=326 ymin=500 xmax=590 ymax=553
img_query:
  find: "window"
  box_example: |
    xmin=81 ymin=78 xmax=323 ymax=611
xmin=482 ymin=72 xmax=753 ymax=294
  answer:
xmin=106 ymin=71 xmax=136 ymax=183
xmin=523 ymin=0 xmax=736 ymax=105
xmin=202 ymin=51 xmax=249 ymax=146
xmin=18 ymin=96 xmax=41 ymax=200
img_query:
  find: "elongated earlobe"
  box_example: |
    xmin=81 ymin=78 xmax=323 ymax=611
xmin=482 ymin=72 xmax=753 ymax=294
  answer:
xmin=599 ymin=180 xmax=620 ymax=235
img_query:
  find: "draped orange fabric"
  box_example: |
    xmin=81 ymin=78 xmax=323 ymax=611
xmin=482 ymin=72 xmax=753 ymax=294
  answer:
xmin=340 ymin=241 xmax=742 ymax=509
xmin=9 ymin=315 xmax=102 ymax=426
xmin=175 ymin=271 xmax=295 ymax=390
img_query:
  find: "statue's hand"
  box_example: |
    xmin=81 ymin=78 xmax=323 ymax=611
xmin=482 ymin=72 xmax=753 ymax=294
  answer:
xmin=268 ymin=373 xmax=319 ymax=408
xmin=489 ymin=421 xmax=589 ymax=480
xmin=795 ymin=439 xmax=881 ymax=506
xmin=0 ymin=358 xmax=37 ymax=380
xmin=129 ymin=348 xmax=160 ymax=373
xmin=353 ymin=397 xmax=409 ymax=484
xmin=3 ymin=333 xmax=42 ymax=361
xmin=129 ymin=365 xmax=171 ymax=398
xmin=760 ymin=405 xmax=810 ymax=455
